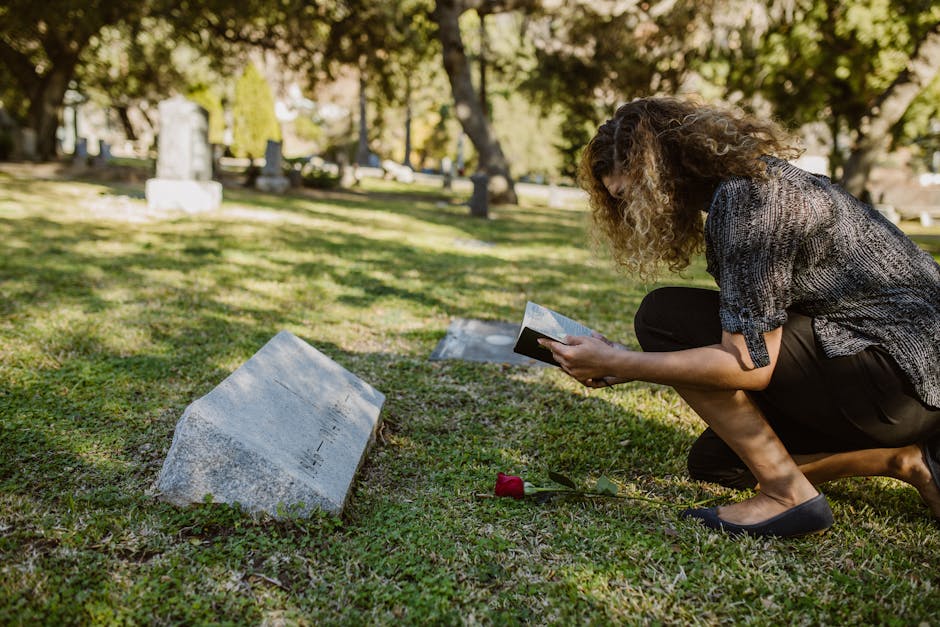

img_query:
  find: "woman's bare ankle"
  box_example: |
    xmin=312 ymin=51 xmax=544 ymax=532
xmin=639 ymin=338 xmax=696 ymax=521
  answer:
xmin=889 ymin=445 xmax=940 ymax=520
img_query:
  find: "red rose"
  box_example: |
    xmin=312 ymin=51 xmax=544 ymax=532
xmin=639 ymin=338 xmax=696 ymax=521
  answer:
xmin=494 ymin=472 xmax=525 ymax=499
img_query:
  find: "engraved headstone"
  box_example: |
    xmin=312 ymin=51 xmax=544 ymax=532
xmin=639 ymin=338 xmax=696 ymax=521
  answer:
xmin=255 ymin=139 xmax=290 ymax=193
xmin=430 ymin=318 xmax=546 ymax=367
xmin=157 ymin=331 xmax=385 ymax=516
xmin=145 ymin=96 xmax=222 ymax=213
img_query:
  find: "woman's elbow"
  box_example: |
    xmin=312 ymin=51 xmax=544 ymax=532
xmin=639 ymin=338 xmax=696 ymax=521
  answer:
xmin=740 ymin=365 xmax=774 ymax=391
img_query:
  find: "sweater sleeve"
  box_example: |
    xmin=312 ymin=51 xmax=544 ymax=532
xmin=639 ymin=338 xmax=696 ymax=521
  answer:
xmin=705 ymin=177 xmax=804 ymax=368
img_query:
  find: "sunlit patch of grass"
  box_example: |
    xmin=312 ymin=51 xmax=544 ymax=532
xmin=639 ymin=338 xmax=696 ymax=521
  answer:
xmin=1 ymin=169 xmax=939 ymax=624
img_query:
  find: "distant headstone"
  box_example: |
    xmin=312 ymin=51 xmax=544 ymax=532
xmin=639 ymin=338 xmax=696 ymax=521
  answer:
xmin=430 ymin=318 xmax=546 ymax=367
xmin=157 ymin=331 xmax=385 ymax=516
xmin=94 ymin=140 xmax=111 ymax=167
xmin=256 ymin=139 xmax=290 ymax=193
xmin=73 ymin=137 xmax=88 ymax=163
xmin=469 ymin=172 xmax=489 ymax=218
xmin=441 ymin=157 xmax=453 ymax=190
xmin=145 ymin=96 xmax=222 ymax=213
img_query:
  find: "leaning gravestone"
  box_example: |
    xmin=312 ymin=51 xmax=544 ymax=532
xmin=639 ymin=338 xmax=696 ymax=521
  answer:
xmin=255 ymin=139 xmax=290 ymax=193
xmin=145 ymin=96 xmax=222 ymax=213
xmin=157 ymin=331 xmax=385 ymax=516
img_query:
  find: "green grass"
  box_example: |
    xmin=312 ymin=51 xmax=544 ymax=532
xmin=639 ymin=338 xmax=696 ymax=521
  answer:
xmin=1 ymin=167 xmax=939 ymax=625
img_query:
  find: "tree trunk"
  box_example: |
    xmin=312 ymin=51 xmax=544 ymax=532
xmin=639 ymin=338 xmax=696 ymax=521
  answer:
xmin=403 ymin=78 xmax=413 ymax=168
xmin=842 ymin=23 xmax=940 ymax=196
xmin=356 ymin=69 xmax=371 ymax=166
xmin=433 ymin=0 xmax=517 ymax=204
xmin=27 ymin=62 xmax=75 ymax=160
xmin=116 ymin=106 xmax=138 ymax=141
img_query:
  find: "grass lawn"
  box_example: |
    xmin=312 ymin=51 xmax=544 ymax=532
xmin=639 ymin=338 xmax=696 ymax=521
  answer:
xmin=2 ymin=164 xmax=939 ymax=625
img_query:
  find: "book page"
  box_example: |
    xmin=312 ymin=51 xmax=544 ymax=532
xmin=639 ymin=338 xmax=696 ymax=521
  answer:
xmin=521 ymin=301 xmax=594 ymax=343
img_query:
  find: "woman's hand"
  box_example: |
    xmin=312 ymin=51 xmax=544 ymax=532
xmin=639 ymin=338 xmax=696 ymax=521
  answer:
xmin=538 ymin=335 xmax=633 ymax=387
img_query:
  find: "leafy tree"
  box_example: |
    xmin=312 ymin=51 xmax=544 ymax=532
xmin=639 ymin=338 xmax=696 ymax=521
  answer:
xmin=231 ymin=63 xmax=281 ymax=159
xmin=432 ymin=0 xmax=542 ymax=204
xmin=713 ymin=0 xmax=940 ymax=194
xmin=0 ymin=0 xmax=154 ymax=158
xmin=323 ymin=1 xmax=443 ymax=167
xmin=186 ymin=85 xmax=226 ymax=146
xmin=518 ymin=0 xmax=713 ymax=178
xmin=76 ymin=18 xmax=221 ymax=144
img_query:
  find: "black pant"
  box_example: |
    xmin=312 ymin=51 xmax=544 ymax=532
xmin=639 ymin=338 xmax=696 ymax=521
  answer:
xmin=633 ymin=287 xmax=940 ymax=490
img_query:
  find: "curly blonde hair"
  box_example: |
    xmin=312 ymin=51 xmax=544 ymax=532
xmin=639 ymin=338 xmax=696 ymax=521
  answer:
xmin=578 ymin=97 xmax=800 ymax=280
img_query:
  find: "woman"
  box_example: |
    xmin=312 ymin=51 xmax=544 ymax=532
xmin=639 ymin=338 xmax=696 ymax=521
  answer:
xmin=539 ymin=97 xmax=940 ymax=538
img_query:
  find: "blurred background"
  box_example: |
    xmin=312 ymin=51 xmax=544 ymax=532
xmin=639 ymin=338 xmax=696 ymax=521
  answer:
xmin=1 ymin=0 xmax=938 ymax=217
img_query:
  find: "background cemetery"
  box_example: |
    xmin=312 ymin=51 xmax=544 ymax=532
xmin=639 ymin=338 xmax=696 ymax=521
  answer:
xmin=2 ymin=1 xmax=940 ymax=624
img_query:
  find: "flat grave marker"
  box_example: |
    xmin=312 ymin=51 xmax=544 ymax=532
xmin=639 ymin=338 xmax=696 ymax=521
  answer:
xmin=429 ymin=318 xmax=546 ymax=367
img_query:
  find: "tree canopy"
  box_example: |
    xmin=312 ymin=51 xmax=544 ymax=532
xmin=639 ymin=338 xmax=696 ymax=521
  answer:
xmin=1 ymin=0 xmax=938 ymax=198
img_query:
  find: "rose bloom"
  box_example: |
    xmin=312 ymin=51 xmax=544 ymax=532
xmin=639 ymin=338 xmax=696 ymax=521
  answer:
xmin=494 ymin=472 xmax=525 ymax=499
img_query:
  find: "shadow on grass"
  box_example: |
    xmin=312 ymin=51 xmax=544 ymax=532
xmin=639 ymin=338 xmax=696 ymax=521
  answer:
xmin=4 ymin=174 xmax=939 ymax=624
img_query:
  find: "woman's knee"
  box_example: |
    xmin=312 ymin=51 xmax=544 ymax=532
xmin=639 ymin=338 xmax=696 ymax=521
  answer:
xmin=634 ymin=287 xmax=681 ymax=351
xmin=634 ymin=287 xmax=720 ymax=352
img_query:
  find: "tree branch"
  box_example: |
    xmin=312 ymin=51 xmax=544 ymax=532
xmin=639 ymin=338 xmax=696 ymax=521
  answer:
xmin=0 ymin=38 xmax=40 ymax=90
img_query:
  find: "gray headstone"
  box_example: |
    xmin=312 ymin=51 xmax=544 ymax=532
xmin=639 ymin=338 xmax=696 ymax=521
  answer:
xmin=430 ymin=318 xmax=546 ymax=367
xmin=256 ymin=139 xmax=290 ymax=192
xmin=261 ymin=140 xmax=283 ymax=176
xmin=94 ymin=140 xmax=111 ymax=167
xmin=146 ymin=96 xmax=222 ymax=212
xmin=156 ymin=96 xmax=212 ymax=181
xmin=157 ymin=331 xmax=385 ymax=516
xmin=73 ymin=137 xmax=88 ymax=161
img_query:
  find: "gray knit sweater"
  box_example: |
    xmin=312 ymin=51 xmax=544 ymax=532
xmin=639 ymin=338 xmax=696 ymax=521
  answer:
xmin=705 ymin=157 xmax=940 ymax=408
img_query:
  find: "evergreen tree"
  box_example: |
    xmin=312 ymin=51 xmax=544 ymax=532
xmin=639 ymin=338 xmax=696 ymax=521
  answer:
xmin=186 ymin=85 xmax=226 ymax=146
xmin=231 ymin=63 xmax=281 ymax=158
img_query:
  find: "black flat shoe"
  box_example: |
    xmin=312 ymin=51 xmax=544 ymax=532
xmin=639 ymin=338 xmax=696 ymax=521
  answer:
xmin=682 ymin=493 xmax=834 ymax=538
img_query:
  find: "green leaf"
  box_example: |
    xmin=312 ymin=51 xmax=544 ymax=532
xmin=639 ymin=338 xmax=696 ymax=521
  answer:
xmin=595 ymin=476 xmax=619 ymax=496
xmin=548 ymin=471 xmax=578 ymax=490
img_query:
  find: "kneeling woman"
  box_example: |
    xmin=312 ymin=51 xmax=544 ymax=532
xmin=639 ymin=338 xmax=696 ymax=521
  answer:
xmin=540 ymin=97 xmax=940 ymax=538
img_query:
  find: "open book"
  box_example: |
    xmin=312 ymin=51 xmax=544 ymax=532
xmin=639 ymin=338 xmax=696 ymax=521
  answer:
xmin=512 ymin=301 xmax=597 ymax=367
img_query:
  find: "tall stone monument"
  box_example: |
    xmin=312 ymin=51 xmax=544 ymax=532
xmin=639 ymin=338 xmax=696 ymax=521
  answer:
xmin=255 ymin=139 xmax=290 ymax=193
xmin=146 ymin=96 xmax=222 ymax=213
xmin=157 ymin=331 xmax=385 ymax=516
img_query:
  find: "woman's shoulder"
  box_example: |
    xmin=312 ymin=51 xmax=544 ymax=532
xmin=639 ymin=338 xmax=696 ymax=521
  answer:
xmin=710 ymin=157 xmax=830 ymax=209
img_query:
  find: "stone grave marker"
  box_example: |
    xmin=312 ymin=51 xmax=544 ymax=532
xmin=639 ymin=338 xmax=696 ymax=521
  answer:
xmin=145 ymin=96 xmax=222 ymax=213
xmin=73 ymin=137 xmax=88 ymax=164
xmin=430 ymin=318 xmax=546 ymax=367
xmin=256 ymin=139 xmax=290 ymax=193
xmin=94 ymin=140 xmax=111 ymax=167
xmin=157 ymin=330 xmax=385 ymax=516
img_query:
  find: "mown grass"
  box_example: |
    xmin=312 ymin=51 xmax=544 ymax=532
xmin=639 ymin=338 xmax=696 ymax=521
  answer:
xmin=1 ymin=166 xmax=939 ymax=625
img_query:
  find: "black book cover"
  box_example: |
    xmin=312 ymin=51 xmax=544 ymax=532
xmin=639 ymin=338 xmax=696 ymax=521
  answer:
xmin=512 ymin=302 xmax=596 ymax=367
